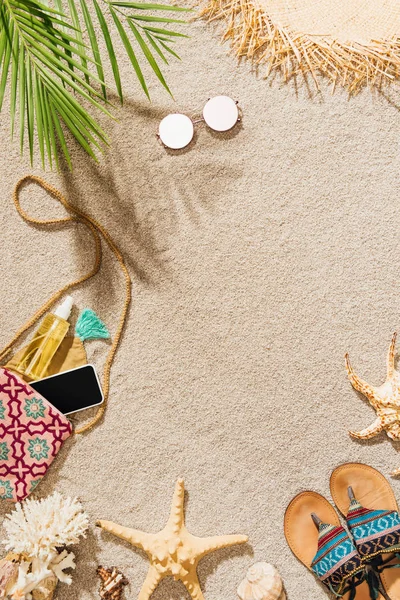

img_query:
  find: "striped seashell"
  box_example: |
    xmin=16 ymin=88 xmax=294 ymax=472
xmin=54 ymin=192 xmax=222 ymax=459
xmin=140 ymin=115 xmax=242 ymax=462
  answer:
xmin=237 ymin=562 xmax=285 ymax=600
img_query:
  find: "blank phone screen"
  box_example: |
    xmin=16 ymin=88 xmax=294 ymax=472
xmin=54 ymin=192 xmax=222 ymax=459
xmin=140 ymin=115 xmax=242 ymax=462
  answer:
xmin=30 ymin=365 xmax=103 ymax=415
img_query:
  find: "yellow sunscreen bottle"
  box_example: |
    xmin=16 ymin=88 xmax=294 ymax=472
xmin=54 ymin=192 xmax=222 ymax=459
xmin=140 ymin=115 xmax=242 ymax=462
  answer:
xmin=14 ymin=296 xmax=73 ymax=380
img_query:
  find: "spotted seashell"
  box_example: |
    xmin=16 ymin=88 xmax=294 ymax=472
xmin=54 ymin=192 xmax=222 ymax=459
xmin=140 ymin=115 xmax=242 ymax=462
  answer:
xmin=237 ymin=562 xmax=285 ymax=600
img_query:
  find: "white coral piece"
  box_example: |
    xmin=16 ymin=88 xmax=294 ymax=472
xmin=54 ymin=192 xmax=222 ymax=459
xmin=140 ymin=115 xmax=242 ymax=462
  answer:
xmin=10 ymin=560 xmax=52 ymax=600
xmin=49 ymin=550 xmax=75 ymax=584
xmin=2 ymin=493 xmax=88 ymax=600
xmin=3 ymin=493 xmax=88 ymax=559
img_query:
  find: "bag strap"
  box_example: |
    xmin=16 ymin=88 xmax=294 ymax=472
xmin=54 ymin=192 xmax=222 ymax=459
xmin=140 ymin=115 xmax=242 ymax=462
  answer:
xmin=0 ymin=175 xmax=132 ymax=435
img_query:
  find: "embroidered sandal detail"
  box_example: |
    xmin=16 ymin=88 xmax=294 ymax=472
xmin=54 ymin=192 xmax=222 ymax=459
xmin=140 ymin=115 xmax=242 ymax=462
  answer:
xmin=330 ymin=463 xmax=400 ymax=600
xmin=346 ymin=488 xmax=400 ymax=560
xmin=284 ymin=491 xmax=384 ymax=600
xmin=311 ymin=519 xmax=366 ymax=597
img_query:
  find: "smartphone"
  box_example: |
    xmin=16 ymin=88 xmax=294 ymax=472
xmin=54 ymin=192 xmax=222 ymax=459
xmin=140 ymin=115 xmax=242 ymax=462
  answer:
xmin=30 ymin=364 xmax=104 ymax=415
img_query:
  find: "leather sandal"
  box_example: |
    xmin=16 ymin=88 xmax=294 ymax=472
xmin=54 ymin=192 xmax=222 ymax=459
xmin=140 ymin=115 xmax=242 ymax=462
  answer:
xmin=284 ymin=491 xmax=383 ymax=599
xmin=331 ymin=463 xmax=400 ymax=600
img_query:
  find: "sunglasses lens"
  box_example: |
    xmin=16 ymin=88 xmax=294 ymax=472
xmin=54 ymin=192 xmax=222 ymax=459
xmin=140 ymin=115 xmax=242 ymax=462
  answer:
xmin=202 ymin=96 xmax=239 ymax=132
xmin=158 ymin=113 xmax=194 ymax=149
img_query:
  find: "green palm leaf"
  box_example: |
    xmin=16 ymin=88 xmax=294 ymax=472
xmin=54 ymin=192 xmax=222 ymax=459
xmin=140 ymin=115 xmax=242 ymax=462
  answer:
xmin=0 ymin=0 xmax=188 ymax=168
xmin=110 ymin=6 xmax=149 ymax=98
xmin=93 ymin=0 xmax=123 ymax=101
xmin=128 ymin=20 xmax=170 ymax=93
xmin=111 ymin=2 xmax=188 ymax=10
xmin=79 ymin=0 xmax=106 ymax=97
xmin=158 ymin=39 xmax=180 ymax=59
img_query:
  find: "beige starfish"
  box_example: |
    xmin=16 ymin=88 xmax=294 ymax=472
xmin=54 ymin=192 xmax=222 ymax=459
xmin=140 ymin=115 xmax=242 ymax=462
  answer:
xmin=96 ymin=479 xmax=248 ymax=600
xmin=345 ymin=332 xmax=400 ymax=475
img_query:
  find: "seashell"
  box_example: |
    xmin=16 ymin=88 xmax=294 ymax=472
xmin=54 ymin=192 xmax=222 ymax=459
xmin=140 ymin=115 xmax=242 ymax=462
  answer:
xmin=97 ymin=566 xmax=129 ymax=600
xmin=0 ymin=553 xmax=20 ymax=597
xmin=237 ymin=562 xmax=286 ymax=600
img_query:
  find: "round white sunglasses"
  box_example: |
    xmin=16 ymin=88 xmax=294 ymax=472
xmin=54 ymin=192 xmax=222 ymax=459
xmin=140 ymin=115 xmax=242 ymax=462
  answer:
xmin=157 ymin=95 xmax=241 ymax=150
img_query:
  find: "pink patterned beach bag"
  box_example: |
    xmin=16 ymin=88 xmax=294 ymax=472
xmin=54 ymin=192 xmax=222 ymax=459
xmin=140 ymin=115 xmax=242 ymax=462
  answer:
xmin=0 ymin=368 xmax=72 ymax=502
xmin=0 ymin=176 xmax=131 ymax=502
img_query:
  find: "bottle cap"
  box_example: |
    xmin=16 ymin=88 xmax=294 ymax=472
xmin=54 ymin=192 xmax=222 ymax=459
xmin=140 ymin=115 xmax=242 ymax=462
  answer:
xmin=54 ymin=296 xmax=73 ymax=321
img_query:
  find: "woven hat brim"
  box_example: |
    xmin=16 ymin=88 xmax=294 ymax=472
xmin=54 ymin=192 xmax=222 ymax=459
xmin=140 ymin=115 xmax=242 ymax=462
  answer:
xmin=197 ymin=0 xmax=400 ymax=93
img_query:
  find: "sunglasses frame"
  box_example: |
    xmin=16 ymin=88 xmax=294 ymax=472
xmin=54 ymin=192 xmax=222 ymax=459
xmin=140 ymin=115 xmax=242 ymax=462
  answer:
xmin=156 ymin=97 xmax=241 ymax=149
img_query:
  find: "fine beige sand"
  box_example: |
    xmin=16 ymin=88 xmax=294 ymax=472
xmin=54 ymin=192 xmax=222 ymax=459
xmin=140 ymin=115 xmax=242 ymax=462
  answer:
xmin=2 ymin=12 xmax=400 ymax=600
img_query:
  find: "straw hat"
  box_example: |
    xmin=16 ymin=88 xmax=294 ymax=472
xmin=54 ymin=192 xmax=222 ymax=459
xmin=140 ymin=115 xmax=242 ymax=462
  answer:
xmin=199 ymin=0 xmax=400 ymax=92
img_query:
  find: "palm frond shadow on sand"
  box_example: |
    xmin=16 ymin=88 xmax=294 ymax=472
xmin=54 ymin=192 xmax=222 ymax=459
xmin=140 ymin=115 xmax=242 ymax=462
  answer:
xmin=56 ymin=97 xmax=244 ymax=288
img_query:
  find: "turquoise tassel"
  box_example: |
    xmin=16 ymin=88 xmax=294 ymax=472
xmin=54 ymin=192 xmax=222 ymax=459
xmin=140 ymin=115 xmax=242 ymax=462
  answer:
xmin=75 ymin=309 xmax=110 ymax=342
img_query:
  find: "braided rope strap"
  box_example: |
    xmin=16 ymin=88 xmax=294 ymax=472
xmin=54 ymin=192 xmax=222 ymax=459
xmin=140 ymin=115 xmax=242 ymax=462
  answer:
xmin=0 ymin=176 xmax=132 ymax=434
